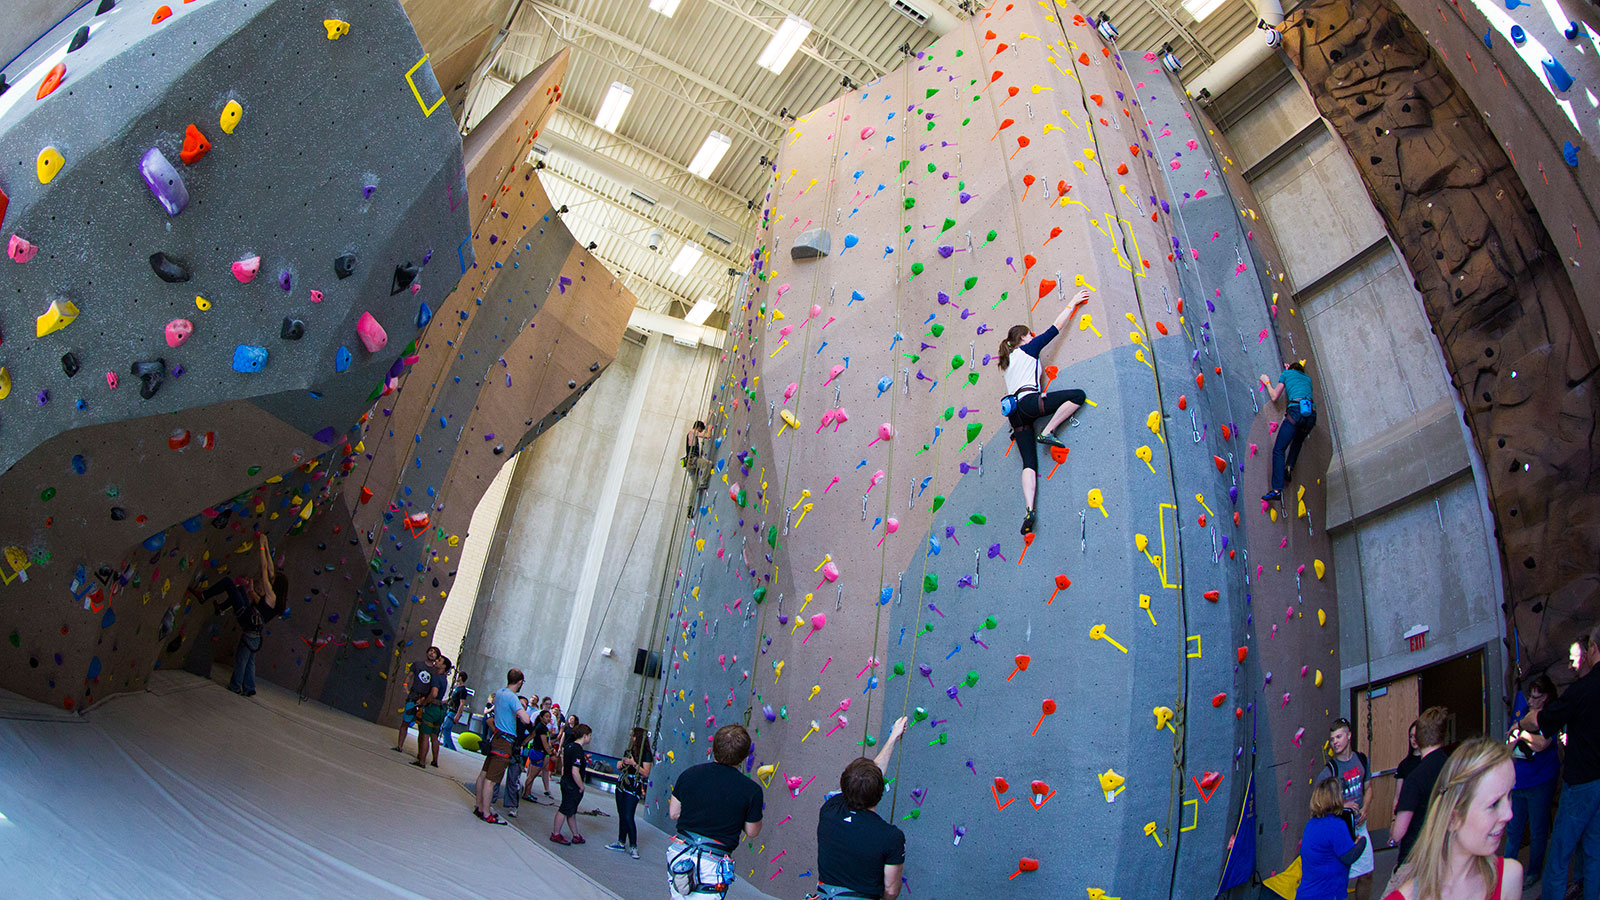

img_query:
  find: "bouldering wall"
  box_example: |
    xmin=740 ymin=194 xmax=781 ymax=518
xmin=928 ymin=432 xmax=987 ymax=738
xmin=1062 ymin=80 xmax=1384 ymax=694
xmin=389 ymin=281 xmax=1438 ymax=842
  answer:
xmin=0 ymin=0 xmax=473 ymax=709
xmin=1282 ymin=0 xmax=1600 ymax=686
xmin=642 ymin=3 xmax=1341 ymax=896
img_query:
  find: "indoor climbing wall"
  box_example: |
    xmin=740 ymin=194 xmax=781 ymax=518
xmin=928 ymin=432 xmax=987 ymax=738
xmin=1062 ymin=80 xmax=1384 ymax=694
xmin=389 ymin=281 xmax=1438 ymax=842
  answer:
xmin=644 ymin=2 xmax=1340 ymax=896
xmin=0 ymin=0 xmax=472 ymax=709
xmin=1283 ymin=0 xmax=1599 ymax=692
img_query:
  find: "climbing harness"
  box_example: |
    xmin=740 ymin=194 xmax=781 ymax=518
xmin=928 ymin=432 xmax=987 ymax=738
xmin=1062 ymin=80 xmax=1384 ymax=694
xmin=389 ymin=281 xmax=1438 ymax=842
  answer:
xmin=668 ymin=832 xmax=737 ymax=898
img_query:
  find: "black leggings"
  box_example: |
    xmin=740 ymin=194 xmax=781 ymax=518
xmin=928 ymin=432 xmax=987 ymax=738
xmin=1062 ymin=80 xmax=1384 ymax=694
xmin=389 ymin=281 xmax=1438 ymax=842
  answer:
xmin=1007 ymin=389 xmax=1086 ymax=472
xmin=203 ymin=580 xmax=245 ymax=612
xmin=615 ymin=788 xmax=640 ymax=846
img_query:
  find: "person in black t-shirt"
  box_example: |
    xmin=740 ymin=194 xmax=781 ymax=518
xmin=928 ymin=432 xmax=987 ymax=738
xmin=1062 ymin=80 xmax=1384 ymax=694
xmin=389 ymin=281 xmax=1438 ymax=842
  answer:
xmin=1389 ymin=705 xmax=1451 ymax=866
xmin=194 ymin=535 xmax=284 ymax=697
xmin=392 ymin=645 xmax=441 ymax=754
xmin=551 ymin=723 xmax=593 ymax=844
xmin=669 ymin=724 xmax=764 ymax=900
xmin=1520 ymin=623 xmax=1600 ymax=898
xmin=524 ymin=709 xmax=555 ymax=799
xmin=811 ymin=715 xmax=909 ymax=900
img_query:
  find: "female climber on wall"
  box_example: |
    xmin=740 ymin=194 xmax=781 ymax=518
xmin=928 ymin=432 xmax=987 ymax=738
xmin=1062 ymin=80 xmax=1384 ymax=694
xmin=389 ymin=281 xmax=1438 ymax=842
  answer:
xmin=1259 ymin=361 xmax=1316 ymax=504
xmin=998 ymin=289 xmax=1092 ymax=536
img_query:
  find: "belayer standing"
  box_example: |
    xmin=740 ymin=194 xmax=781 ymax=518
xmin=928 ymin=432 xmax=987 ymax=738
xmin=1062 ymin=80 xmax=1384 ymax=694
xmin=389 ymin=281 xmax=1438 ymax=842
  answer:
xmin=1260 ymin=361 xmax=1316 ymax=503
xmin=807 ymin=715 xmax=909 ymax=900
xmin=998 ymin=289 xmax=1091 ymax=535
xmin=668 ymin=724 xmax=764 ymax=900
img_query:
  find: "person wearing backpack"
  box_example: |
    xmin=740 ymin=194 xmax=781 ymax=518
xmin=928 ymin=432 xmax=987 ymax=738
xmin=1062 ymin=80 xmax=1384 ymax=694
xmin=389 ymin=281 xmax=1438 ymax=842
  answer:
xmin=1324 ymin=718 xmax=1375 ymax=900
xmin=1260 ymin=361 xmax=1316 ymax=503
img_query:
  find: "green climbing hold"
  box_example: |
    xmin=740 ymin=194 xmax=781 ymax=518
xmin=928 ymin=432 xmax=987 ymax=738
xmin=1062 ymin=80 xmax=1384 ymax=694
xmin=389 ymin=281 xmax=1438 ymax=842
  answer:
xmin=968 ymin=513 xmax=986 ymax=525
xmin=962 ymin=117 xmax=971 ymax=126
xmin=7 ymin=629 xmax=18 ymax=648
xmin=966 ymin=372 xmax=980 ymax=386
xmin=899 ymin=161 xmax=910 ymax=174
xmin=942 ymin=407 xmax=955 ymax=420
xmin=913 ymin=706 xmax=929 ymax=722
xmin=753 ymin=586 xmax=767 ymax=604
xmin=910 ymin=262 xmax=924 ymax=279
xmin=927 ymin=163 xmax=937 ymax=174
xmin=983 ymin=230 xmax=997 ymax=245
xmin=964 ymin=423 xmax=981 ymax=443
xmin=780 ymin=705 xmax=788 ymax=719
xmin=922 ymin=622 xmax=935 ymax=633
xmin=984 ymin=616 xmax=998 ymax=630
xmin=864 ymin=734 xmax=877 ymax=746
xmin=40 ymin=487 xmax=56 ymax=501
xmin=960 ymin=276 xmax=978 ymax=293
xmin=893 ymin=661 xmax=906 ymax=676
xmin=247 ymin=466 xmax=261 ymax=476
xmin=907 ymin=808 xmax=923 ymax=818
xmin=940 ymin=217 xmax=956 ymax=234
xmin=930 ymin=495 xmax=945 ymax=512
xmin=954 ymin=49 xmax=963 ymax=57
xmin=923 ymin=573 xmax=939 ymax=592
xmin=964 ymin=671 xmax=979 ymax=686
xmin=736 ymin=489 xmax=747 ymax=507
xmin=903 ymin=196 xmax=916 ymax=209
xmin=765 ymin=526 xmax=777 ymax=549
xmin=926 ymin=88 xmax=939 ymax=98
xmin=929 ymin=323 xmax=945 ymax=337
xmin=951 ymin=354 xmax=965 ymax=370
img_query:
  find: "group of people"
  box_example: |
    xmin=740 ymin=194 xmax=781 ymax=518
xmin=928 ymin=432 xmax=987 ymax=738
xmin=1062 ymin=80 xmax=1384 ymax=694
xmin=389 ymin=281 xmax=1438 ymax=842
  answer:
xmin=1298 ymin=623 xmax=1600 ymax=900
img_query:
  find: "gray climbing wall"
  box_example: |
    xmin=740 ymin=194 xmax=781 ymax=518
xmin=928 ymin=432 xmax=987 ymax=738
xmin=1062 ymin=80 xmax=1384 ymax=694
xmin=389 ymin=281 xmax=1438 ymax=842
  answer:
xmin=643 ymin=4 xmax=1340 ymax=897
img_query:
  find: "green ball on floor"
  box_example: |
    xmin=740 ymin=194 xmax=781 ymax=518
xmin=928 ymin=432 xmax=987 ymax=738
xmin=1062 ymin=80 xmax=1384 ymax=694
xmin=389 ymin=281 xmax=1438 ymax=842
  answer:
xmin=457 ymin=731 xmax=481 ymax=752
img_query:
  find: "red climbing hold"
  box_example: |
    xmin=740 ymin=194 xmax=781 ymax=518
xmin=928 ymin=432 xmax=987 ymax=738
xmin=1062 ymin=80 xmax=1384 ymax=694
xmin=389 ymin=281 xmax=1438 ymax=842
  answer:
xmin=1195 ymin=373 xmax=1205 ymax=389
xmin=1213 ymin=455 xmax=1226 ymax=473
xmin=1236 ymin=646 xmax=1248 ymax=663
xmin=180 ymin=124 xmax=211 ymax=165
xmin=1155 ymin=321 xmax=1168 ymax=335
xmin=1077 ymin=52 xmax=1091 ymax=65
xmin=0 ymin=185 xmax=9 ymax=229
xmin=1089 ymin=93 xmax=1103 ymax=106
xmin=1177 ymin=394 xmax=1187 ymax=410
xmin=152 ymin=4 xmax=172 ymax=23
xmin=36 ymin=63 xmax=65 ymax=100
xmin=1203 ymin=590 xmax=1220 ymax=602
xmin=1036 ymin=279 xmax=1056 ymax=300
xmin=1211 ymin=692 xmax=1227 ymax=707
xmin=1116 ymin=162 xmax=1128 ymax=175
xmin=1220 ymin=424 xmax=1232 ymax=441
xmin=1128 ymin=144 xmax=1141 ymax=157
xmin=359 ymin=486 xmax=374 ymax=504
xmin=1197 ymin=514 xmax=1207 ymax=528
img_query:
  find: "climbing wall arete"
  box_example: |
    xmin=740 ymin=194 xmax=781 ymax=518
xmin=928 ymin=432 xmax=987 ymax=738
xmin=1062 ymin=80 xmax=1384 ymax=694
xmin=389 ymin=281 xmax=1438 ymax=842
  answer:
xmin=645 ymin=3 xmax=1342 ymax=896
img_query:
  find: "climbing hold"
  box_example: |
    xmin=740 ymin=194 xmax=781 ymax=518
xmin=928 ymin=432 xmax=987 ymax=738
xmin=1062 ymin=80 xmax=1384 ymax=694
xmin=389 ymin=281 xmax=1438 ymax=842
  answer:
xmin=356 ymin=312 xmax=388 ymax=353
xmin=324 ymin=18 xmax=350 ymax=39
xmin=219 ymin=99 xmax=243 ymax=134
xmin=36 ymin=63 xmax=65 ymax=100
xmin=138 ymin=148 xmax=189 ymax=216
xmin=231 ymin=344 xmax=268 ymax=373
xmin=0 ymin=367 xmax=9 ymax=399
xmin=1317 ymin=609 xmax=1327 ymax=627
xmin=334 ymin=253 xmax=357 ymax=279
xmin=280 ymin=317 xmax=305 ymax=340
xmin=194 ymin=295 xmax=210 ymax=311
xmin=179 ymin=124 xmax=211 ymax=165
xmin=1543 ymin=57 xmax=1575 ymax=93
xmin=130 ymin=359 xmax=165 ymax=399
xmin=35 ymin=298 xmax=79 ymax=337
xmin=149 ymin=252 xmax=191 ymax=282
xmin=416 ymin=302 xmax=433 ymax=328
xmin=231 ymin=255 xmax=261 ymax=283
xmin=1564 ymin=141 xmax=1580 ymax=167
xmin=9 ymin=235 xmax=39 ymax=263
xmin=68 ymin=25 xmax=90 ymax=52
xmin=1153 ymin=707 xmax=1173 ymax=730
xmin=164 ymin=319 xmax=193 ymax=347
xmin=1211 ymin=692 xmax=1227 ymax=707
xmin=151 ymin=4 xmax=172 ymax=24
xmin=391 ymin=262 xmax=421 ymax=295
xmin=37 ymin=146 xmax=65 ymax=184
xmin=1313 ymin=559 xmax=1325 ymax=580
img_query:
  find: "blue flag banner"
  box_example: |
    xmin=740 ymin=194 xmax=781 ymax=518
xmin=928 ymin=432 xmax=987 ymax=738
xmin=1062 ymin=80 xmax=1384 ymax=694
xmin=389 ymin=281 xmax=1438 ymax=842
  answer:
xmin=1217 ymin=767 xmax=1256 ymax=896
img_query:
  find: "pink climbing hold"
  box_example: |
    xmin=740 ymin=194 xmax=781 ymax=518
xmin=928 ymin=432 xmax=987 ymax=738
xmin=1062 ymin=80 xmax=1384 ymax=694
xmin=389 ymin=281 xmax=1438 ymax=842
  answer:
xmin=801 ymin=613 xmax=827 ymax=644
xmin=783 ymin=382 xmax=798 ymax=402
xmin=105 ymin=372 xmax=118 ymax=389
xmin=231 ymin=255 xmax=261 ymax=283
xmin=310 ymin=289 xmax=324 ymax=303
xmin=817 ymin=410 xmax=837 ymax=433
xmin=860 ymin=126 xmax=876 ymax=140
xmin=8 ymin=235 xmax=38 ymax=263
xmin=356 ymin=311 xmax=388 ymax=353
xmin=868 ymin=422 xmax=893 ymax=446
xmin=832 ymin=408 xmax=849 ymax=431
xmin=164 ymin=318 xmax=193 ymax=347
xmin=823 ymin=364 xmax=845 ymax=386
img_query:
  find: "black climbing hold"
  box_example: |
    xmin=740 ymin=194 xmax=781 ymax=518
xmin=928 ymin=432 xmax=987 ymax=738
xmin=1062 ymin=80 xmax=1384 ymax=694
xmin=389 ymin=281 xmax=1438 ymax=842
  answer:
xmin=110 ymin=507 xmax=126 ymax=521
xmin=567 ymin=380 xmax=576 ymax=388
xmin=95 ymin=0 xmax=115 ymax=13
xmin=29 ymin=657 xmax=38 ymax=668
xmin=61 ymin=352 xmax=80 ymax=378
xmin=334 ymin=253 xmax=356 ymax=279
xmin=0 ymin=75 xmax=8 ymax=97
xmin=589 ymin=362 xmax=600 ymax=372
xmin=149 ymin=252 xmax=191 ymax=283
xmin=68 ymin=25 xmax=90 ymax=52
xmin=390 ymin=262 xmax=420 ymax=295
xmin=492 ymin=444 xmax=505 ymax=455
xmin=130 ymin=358 xmax=166 ymax=400
xmin=281 ymin=317 xmax=305 ymax=340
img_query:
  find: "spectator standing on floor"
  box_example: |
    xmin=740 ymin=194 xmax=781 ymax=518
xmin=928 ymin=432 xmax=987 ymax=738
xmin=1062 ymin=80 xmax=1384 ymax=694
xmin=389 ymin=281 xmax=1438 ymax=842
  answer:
xmin=1521 ymin=623 xmax=1600 ymax=900
xmin=1394 ymin=721 xmax=1422 ymax=814
xmin=1504 ymin=674 xmax=1560 ymax=889
xmin=551 ymin=723 xmax=593 ymax=844
xmin=413 ymin=656 xmax=451 ymax=769
xmin=1380 ymin=738 xmax=1520 ymax=900
xmin=473 ymin=669 xmax=532 ymax=825
xmin=1323 ymin=718 xmax=1375 ymax=900
xmin=608 ymin=727 xmax=654 ymax=859
xmin=1300 ymin=777 xmax=1370 ymax=900
xmin=1390 ymin=706 xmax=1452 ymax=867
xmin=496 ymin=696 xmax=531 ymax=817
xmin=525 ymin=709 xmax=555 ymax=799
xmin=441 ymin=671 xmax=469 ymax=752
xmin=393 ymin=645 xmax=441 ymax=754
xmin=808 ymin=715 xmax=909 ymax=900
xmin=668 ymin=724 xmax=764 ymax=900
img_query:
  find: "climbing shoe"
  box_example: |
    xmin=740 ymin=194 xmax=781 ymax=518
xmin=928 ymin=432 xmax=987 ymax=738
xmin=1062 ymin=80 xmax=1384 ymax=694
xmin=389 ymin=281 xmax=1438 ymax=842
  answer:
xmin=1036 ymin=432 xmax=1066 ymax=450
xmin=1261 ymin=490 xmax=1281 ymax=502
xmin=1020 ymin=509 xmax=1036 ymax=536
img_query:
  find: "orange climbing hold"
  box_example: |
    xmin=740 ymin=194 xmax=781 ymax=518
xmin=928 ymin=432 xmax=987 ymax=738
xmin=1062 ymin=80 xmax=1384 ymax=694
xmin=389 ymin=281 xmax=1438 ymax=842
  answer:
xmin=1077 ymin=52 xmax=1091 ymax=65
xmin=180 ymin=124 xmax=211 ymax=165
xmin=36 ymin=63 xmax=65 ymax=100
xmin=1220 ymin=423 xmax=1232 ymax=441
xmin=1036 ymin=278 xmax=1056 ymax=300
xmin=1213 ymin=455 xmax=1226 ymax=473
xmin=152 ymin=4 xmax=172 ymax=23
xmin=1155 ymin=321 xmax=1168 ymax=335
xmin=1089 ymin=93 xmax=1103 ymax=106
xmin=1128 ymin=144 xmax=1141 ymax=157
xmin=1116 ymin=162 xmax=1128 ymax=175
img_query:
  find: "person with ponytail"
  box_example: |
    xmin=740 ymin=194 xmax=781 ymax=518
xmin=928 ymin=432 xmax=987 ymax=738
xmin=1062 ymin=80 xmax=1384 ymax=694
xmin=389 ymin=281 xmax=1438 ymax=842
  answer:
xmin=997 ymin=289 xmax=1091 ymax=535
xmin=1383 ymin=738 xmax=1521 ymax=900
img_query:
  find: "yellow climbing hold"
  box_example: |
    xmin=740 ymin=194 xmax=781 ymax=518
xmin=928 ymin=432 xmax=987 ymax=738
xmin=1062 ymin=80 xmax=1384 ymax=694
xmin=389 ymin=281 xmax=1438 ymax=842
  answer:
xmin=323 ymin=18 xmax=350 ymax=39
xmin=1313 ymin=559 xmax=1325 ymax=580
xmin=35 ymin=298 xmax=79 ymax=337
xmin=195 ymin=295 xmax=211 ymax=311
xmin=0 ymin=367 xmax=9 ymax=400
xmin=36 ymin=146 xmax=64 ymax=184
xmin=1314 ymin=669 xmax=1324 ymax=688
xmin=219 ymin=100 xmax=243 ymax=135
xmin=1317 ymin=608 xmax=1327 ymax=626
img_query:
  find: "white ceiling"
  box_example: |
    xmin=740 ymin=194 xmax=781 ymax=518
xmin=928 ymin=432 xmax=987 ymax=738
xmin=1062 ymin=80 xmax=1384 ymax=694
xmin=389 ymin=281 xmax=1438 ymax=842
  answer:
xmin=459 ymin=0 xmax=1262 ymax=322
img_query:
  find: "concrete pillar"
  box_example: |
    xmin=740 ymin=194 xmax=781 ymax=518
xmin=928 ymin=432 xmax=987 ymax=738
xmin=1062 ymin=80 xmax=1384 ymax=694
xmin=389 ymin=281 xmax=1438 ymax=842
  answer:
xmin=549 ymin=330 xmax=664 ymax=706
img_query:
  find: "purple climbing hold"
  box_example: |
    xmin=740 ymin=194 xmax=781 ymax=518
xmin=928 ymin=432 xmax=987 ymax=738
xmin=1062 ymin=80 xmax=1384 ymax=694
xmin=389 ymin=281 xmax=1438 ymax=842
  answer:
xmin=139 ymin=147 xmax=189 ymax=216
xmin=312 ymin=425 xmax=337 ymax=444
xmin=362 ymin=184 xmax=376 ymax=200
xmin=279 ymin=270 xmax=292 ymax=291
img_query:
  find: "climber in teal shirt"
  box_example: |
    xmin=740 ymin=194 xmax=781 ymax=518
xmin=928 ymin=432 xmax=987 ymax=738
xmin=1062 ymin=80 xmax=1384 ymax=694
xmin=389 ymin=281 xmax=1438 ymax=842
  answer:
xmin=1260 ymin=361 xmax=1316 ymax=503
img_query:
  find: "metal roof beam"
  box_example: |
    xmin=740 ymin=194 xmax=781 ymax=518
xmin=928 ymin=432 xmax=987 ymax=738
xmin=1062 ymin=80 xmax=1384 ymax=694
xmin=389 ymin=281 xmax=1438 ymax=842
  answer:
xmin=535 ymin=163 xmax=746 ymax=269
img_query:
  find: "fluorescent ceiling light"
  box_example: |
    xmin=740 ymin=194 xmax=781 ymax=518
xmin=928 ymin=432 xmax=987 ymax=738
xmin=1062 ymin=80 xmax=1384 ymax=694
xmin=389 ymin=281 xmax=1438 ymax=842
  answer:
xmin=756 ymin=15 xmax=811 ymax=75
xmin=687 ymin=131 xmax=732 ymax=179
xmin=649 ymin=0 xmax=682 ymax=15
xmin=669 ymin=243 xmax=704 ymax=277
xmin=594 ymin=82 xmax=634 ymax=133
xmin=685 ymin=297 xmax=717 ymax=325
xmin=1181 ymin=0 xmax=1228 ymax=21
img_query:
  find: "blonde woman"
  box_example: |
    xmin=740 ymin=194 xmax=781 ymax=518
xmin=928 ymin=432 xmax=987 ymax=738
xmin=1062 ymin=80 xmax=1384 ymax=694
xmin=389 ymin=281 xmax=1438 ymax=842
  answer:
xmin=1383 ymin=738 xmax=1521 ymax=900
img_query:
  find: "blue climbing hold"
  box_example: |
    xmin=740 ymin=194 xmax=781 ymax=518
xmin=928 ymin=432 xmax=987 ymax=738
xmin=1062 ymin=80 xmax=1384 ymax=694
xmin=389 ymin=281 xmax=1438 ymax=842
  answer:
xmin=416 ymin=302 xmax=433 ymax=327
xmin=1510 ymin=24 xmax=1526 ymax=44
xmin=231 ymin=345 xmax=268 ymax=373
xmin=101 ymin=607 xmax=116 ymax=629
xmin=87 ymin=656 xmax=102 ymax=680
xmin=334 ymin=345 xmax=352 ymax=373
xmin=1543 ymin=57 xmax=1574 ymax=92
xmin=1566 ymin=21 xmax=1585 ymax=40
xmin=312 ymin=426 xmax=337 ymax=444
xmin=1564 ymin=140 xmax=1580 ymax=166
xmin=142 ymin=532 xmax=165 ymax=552
xmin=182 ymin=515 xmax=203 ymax=533
xmin=877 ymin=375 xmax=893 ymax=397
xmin=1483 ymin=28 xmax=1493 ymax=48
xmin=71 ymin=454 xmax=86 ymax=474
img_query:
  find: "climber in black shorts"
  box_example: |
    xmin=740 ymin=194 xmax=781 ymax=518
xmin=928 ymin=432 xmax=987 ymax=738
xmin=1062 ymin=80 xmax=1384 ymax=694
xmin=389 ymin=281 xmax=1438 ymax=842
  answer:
xmin=997 ymin=289 xmax=1091 ymax=536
